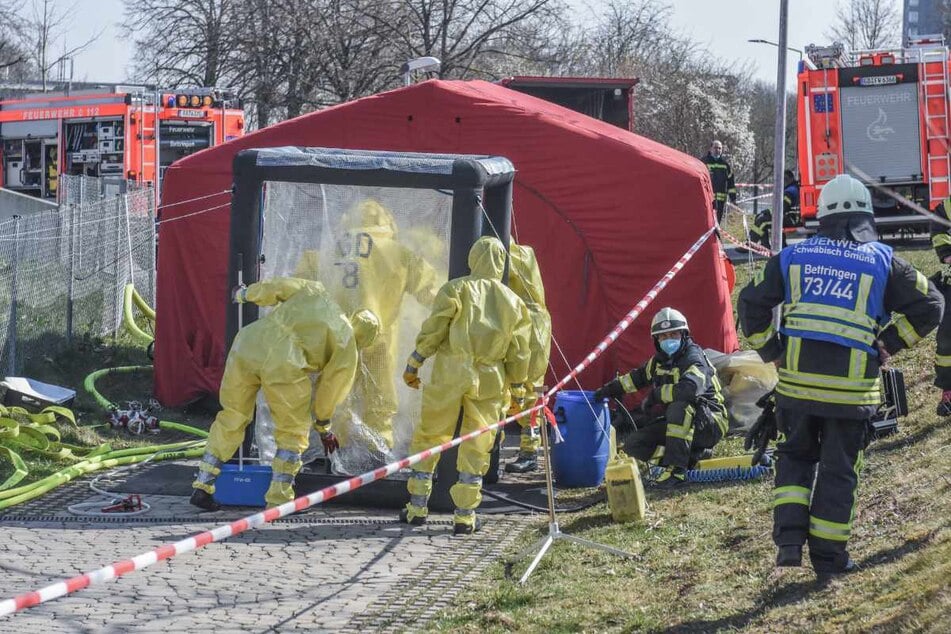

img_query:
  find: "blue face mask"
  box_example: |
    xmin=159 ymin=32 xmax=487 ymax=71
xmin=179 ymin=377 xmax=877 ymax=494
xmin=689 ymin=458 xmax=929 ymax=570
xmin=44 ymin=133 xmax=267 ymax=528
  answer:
xmin=659 ymin=338 xmax=682 ymax=356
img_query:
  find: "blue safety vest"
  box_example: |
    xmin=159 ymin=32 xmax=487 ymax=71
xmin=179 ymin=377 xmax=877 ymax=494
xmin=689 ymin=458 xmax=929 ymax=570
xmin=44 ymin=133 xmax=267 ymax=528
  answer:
xmin=779 ymin=236 xmax=892 ymax=354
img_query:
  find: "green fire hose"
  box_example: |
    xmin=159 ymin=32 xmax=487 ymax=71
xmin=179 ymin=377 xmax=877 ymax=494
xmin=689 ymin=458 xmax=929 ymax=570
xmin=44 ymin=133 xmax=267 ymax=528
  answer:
xmin=0 ymin=366 xmax=207 ymax=510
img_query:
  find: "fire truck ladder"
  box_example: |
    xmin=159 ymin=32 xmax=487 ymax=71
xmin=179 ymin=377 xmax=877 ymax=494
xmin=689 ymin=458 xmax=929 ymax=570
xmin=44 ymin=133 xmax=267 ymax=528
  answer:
xmin=922 ymin=47 xmax=950 ymax=205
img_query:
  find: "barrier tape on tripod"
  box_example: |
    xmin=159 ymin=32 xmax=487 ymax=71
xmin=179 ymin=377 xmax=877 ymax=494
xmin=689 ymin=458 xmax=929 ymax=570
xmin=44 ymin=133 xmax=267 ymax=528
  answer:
xmin=716 ymin=223 xmax=775 ymax=258
xmin=0 ymin=226 xmax=716 ymax=617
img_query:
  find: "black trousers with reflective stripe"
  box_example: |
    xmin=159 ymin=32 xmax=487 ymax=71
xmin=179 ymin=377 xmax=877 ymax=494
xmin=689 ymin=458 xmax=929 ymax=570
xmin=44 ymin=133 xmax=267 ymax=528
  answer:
xmin=620 ymin=403 xmax=723 ymax=469
xmin=934 ymin=280 xmax=951 ymax=389
xmin=774 ymin=407 xmax=866 ymax=571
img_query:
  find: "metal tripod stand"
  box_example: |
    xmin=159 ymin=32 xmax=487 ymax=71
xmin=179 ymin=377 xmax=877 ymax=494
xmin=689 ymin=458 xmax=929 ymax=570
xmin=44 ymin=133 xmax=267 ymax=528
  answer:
xmin=507 ymin=410 xmax=637 ymax=584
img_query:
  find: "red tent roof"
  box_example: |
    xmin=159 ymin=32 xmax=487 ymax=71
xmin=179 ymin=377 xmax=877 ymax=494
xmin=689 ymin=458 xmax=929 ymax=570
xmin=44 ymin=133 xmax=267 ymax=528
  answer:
xmin=154 ymin=79 xmax=737 ymax=406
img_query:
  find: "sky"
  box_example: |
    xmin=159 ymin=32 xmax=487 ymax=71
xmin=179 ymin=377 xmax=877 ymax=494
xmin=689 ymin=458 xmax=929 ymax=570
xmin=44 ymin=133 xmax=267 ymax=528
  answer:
xmin=29 ymin=0 xmax=849 ymax=86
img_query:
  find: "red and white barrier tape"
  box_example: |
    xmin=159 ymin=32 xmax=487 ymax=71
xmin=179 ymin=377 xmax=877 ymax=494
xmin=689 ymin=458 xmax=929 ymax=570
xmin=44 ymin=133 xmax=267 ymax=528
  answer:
xmin=0 ymin=225 xmax=717 ymax=617
xmin=735 ymin=183 xmax=773 ymax=188
xmin=717 ymin=225 xmax=774 ymax=258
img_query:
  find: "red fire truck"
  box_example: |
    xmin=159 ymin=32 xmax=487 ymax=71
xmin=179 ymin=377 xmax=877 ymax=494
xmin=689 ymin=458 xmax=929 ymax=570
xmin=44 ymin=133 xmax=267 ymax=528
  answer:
xmin=797 ymin=36 xmax=950 ymax=229
xmin=0 ymin=86 xmax=244 ymax=201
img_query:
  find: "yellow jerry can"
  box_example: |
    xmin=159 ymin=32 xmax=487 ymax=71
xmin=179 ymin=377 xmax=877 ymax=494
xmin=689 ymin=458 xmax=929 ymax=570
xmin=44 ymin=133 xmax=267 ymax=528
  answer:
xmin=605 ymin=451 xmax=646 ymax=523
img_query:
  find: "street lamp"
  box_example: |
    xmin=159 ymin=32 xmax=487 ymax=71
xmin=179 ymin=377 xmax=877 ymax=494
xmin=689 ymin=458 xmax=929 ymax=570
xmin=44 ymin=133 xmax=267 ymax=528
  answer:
xmin=748 ymin=38 xmax=803 ymax=61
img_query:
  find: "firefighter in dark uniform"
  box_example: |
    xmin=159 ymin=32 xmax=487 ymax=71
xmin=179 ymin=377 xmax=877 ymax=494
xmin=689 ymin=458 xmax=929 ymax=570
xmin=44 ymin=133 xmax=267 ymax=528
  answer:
xmin=593 ymin=307 xmax=728 ymax=488
xmin=929 ymin=197 xmax=951 ymax=415
xmin=751 ymin=170 xmax=800 ymax=250
xmin=701 ymin=140 xmax=737 ymax=224
xmin=738 ymin=174 xmax=942 ymax=580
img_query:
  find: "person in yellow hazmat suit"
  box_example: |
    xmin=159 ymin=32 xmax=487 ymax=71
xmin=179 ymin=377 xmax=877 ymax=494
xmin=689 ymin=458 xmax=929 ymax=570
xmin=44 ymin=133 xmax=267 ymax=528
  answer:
xmin=504 ymin=239 xmax=553 ymax=474
xmin=399 ymin=236 xmax=532 ymax=535
xmin=294 ymin=199 xmax=438 ymax=449
xmin=190 ymin=277 xmax=380 ymax=511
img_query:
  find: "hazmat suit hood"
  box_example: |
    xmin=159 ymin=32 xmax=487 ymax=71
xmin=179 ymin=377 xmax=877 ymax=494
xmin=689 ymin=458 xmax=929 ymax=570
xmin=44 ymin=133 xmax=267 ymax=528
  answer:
xmin=818 ymin=213 xmax=878 ymax=243
xmin=468 ymin=236 xmax=507 ymax=280
xmin=340 ymin=199 xmax=397 ymax=240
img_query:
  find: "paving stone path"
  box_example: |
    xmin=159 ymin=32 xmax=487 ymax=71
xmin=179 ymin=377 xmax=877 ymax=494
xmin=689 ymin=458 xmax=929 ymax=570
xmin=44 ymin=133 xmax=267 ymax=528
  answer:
xmin=0 ymin=463 xmax=538 ymax=632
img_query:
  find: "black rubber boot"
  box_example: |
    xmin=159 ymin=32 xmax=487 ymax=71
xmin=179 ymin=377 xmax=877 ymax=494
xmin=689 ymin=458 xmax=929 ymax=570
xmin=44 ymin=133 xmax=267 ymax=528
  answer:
xmin=816 ymin=558 xmax=858 ymax=583
xmin=189 ymin=489 xmax=220 ymax=512
xmin=505 ymin=452 xmax=538 ymax=473
xmin=776 ymin=545 xmax=803 ymax=567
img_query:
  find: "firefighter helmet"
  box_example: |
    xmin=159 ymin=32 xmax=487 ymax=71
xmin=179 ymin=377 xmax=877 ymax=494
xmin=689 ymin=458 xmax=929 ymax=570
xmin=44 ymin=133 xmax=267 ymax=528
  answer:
xmin=650 ymin=307 xmax=689 ymax=336
xmin=817 ymin=174 xmax=872 ymax=218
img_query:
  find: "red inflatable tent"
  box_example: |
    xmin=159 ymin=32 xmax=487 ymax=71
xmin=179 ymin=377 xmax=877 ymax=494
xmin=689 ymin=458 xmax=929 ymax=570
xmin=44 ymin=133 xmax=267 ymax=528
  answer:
xmin=154 ymin=79 xmax=738 ymax=406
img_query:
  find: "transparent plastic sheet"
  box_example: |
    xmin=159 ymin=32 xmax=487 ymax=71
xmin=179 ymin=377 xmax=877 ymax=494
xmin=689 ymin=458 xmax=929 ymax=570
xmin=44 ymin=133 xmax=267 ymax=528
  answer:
xmin=705 ymin=348 xmax=778 ymax=433
xmin=253 ymin=182 xmax=451 ymax=474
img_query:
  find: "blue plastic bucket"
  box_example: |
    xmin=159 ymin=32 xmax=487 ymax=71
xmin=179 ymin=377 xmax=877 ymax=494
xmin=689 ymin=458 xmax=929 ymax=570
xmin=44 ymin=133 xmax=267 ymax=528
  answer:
xmin=213 ymin=463 xmax=272 ymax=507
xmin=551 ymin=390 xmax=611 ymax=488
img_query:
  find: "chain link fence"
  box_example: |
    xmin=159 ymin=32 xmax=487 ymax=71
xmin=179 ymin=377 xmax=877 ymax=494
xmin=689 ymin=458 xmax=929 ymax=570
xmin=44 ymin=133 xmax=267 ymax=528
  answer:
xmin=0 ymin=177 xmax=156 ymax=374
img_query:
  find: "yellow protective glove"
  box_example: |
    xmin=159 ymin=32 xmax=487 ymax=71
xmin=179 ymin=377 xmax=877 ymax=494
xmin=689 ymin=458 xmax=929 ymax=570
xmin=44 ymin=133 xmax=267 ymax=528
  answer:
xmin=403 ymin=350 xmax=425 ymax=389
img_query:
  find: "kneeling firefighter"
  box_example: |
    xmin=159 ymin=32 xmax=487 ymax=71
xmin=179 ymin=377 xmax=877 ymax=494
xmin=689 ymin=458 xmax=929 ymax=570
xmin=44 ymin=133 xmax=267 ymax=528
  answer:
xmin=738 ymin=174 xmax=942 ymax=580
xmin=190 ymin=277 xmax=380 ymax=510
xmin=399 ymin=237 xmax=532 ymax=535
xmin=593 ymin=307 xmax=728 ymax=487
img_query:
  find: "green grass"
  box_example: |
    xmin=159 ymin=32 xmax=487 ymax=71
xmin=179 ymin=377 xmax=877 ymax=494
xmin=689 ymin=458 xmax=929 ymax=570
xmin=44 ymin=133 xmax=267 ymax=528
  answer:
xmin=436 ymin=243 xmax=950 ymax=633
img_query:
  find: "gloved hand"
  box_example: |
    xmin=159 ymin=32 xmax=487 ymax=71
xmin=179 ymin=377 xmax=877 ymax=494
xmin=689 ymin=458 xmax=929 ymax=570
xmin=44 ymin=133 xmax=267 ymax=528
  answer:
xmin=744 ymin=391 xmax=777 ymax=465
xmin=729 ymin=193 xmax=737 ymax=204
xmin=314 ymin=421 xmax=339 ymax=454
xmin=232 ymin=284 xmax=248 ymax=304
xmin=403 ymin=350 xmax=425 ymax=389
xmin=593 ymin=378 xmax=624 ymax=403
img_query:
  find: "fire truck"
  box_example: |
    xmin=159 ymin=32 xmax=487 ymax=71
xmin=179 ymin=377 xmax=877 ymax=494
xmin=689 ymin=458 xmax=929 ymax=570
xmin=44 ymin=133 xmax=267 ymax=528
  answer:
xmin=797 ymin=36 xmax=950 ymax=229
xmin=0 ymin=86 xmax=244 ymax=201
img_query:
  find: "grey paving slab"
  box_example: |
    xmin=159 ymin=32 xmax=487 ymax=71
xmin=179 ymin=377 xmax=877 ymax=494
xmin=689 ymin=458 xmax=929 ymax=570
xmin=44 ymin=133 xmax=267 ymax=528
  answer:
xmin=0 ymin=456 xmax=541 ymax=632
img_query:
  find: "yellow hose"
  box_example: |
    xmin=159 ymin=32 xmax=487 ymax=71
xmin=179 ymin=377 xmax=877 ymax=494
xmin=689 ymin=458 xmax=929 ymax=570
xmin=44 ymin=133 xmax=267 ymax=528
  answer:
xmin=122 ymin=284 xmax=155 ymax=345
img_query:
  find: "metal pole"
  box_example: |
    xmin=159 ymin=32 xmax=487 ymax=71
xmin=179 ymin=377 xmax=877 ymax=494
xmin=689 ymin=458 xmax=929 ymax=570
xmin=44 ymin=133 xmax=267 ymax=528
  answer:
xmin=149 ymin=192 xmax=156 ymax=307
xmin=113 ymin=199 xmax=122 ymax=342
xmin=66 ymin=203 xmax=75 ymax=344
xmin=7 ymin=216 xmax=20 ymax=375
xmin=771 ymin=0 xmax=789 ymax=256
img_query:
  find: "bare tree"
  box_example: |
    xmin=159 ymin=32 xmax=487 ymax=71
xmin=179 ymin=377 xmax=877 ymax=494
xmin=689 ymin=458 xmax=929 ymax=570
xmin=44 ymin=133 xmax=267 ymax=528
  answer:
xmin=122 ymin=0 xmax=241 ymax=88
xmin=745 ymin=80 xmax=797 ymax=202
xmin=386 ymin=0 xmax=560 ymax=79
xmin=20 ymin=0 xmax=102 ymax=89
xmin=0 ymin=0 xmax=29 ymax=74
xmin=589 ymin=0 xmax=673 ymax=76
xmin=300 ymin=0 xmax=405 ymax=108
xmin=826 ymin=0 xmax=900 ymax=50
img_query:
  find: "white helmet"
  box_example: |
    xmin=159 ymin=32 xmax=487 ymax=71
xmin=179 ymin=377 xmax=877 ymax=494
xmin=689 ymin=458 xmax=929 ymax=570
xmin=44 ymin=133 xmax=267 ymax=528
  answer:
xmin=651 ymin=307 xmax=689 ymax=336
xmin=817 ymin=174 xmax=873 ymax=218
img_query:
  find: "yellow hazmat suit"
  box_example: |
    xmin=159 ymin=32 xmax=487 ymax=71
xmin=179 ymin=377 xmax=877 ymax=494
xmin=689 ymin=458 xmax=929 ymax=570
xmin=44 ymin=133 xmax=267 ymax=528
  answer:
xmin=402 ymin=236 xmax=531 ymax=531
xmin=294 ymin=199 xmax=437 ymax=448
xmin=192 ymin=277 xmax=379 ymax=507
xmin=507 ymin=241 xmax=553 ymax=457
